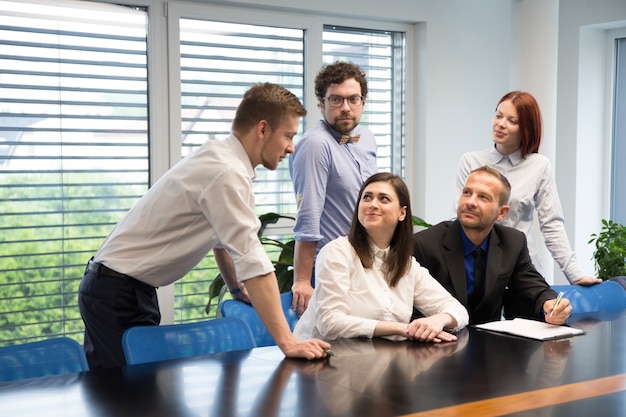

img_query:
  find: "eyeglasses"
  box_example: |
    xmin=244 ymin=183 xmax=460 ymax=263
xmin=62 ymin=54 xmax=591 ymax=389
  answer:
xmin=324 ymin=95 xmax=364 ymax=107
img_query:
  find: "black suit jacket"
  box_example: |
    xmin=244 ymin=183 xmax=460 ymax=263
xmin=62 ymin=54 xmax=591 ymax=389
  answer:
xmin=413 ymin=220 xmax=556 ymax=325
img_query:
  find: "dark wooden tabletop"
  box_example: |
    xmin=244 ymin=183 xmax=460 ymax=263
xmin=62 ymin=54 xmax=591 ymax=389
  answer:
xmin=2 ymin=309 xmax=626 ymax=417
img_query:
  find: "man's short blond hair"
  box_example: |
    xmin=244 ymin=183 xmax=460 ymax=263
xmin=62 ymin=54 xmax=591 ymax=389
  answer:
xmin=232 ymin=82 xmax=306 ymax=133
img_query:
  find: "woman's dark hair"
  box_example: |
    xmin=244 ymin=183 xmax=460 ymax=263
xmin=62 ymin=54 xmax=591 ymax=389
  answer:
xmin=496 ymin=91 xmax=542 ymax=158
xmin=348 ymin=172 xmax=413 ymax=287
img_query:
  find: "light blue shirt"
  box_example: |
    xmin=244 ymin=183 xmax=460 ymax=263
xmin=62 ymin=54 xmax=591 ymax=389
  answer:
xmin=289 ymin=120 xmax=377 ymax=250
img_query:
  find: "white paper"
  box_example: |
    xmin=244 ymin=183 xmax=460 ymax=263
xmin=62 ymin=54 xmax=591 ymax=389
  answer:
xmin=475 ymin=318 xmax=585 ymax=341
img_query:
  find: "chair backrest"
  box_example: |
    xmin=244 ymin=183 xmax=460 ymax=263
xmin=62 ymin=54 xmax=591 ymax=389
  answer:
xmin=122 ymin=317 xmax=256 ymax=365
xmin=552 ymin=280 xmax=626 ymax=315
xmin=219 ymin=291 xmax=298 ymax=347
xmin=0 ymin=336 xmax=89 ymax=382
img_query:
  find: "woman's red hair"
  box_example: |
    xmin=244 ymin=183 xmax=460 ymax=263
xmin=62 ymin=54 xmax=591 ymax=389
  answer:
xmin=497 ymin=91 xmax=542 ymax=158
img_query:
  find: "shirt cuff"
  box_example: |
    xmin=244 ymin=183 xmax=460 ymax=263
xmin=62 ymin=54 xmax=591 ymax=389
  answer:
xmin=294 ymin=232 xmax=323 ymax=242
xmin=235 ymin=246 xmax=275 ymax=281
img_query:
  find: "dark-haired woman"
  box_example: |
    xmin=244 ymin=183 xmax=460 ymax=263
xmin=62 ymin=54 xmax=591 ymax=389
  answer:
xmin=294 ymin=173 xmax=468 ymax=342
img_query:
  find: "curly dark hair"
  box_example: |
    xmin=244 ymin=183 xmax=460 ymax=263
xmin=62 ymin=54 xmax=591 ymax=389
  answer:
xmin=314 ymin=61 xmax=368 ymax=101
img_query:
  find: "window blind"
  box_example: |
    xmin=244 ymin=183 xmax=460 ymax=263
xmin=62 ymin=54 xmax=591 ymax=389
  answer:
xmin=175 ymin=19 xmax=305 ymax=321
xmin=0 ymin=0 xmax=409 ymax=336
xmin=0 ymin=0 xmax=149 ymax=345
xmin=174 ymin=19 xmax=406 ymax=322
xmin=323 ymin=25 xmax=405 ymax=176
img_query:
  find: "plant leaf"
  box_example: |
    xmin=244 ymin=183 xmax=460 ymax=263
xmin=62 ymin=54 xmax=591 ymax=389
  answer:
xmin=208 ymin=274 xmax=225 ymax=298
xmin=590 ymin=219 xmax=626 ymax=280
xmin=412 ymin=215 xmax=431 ymax=228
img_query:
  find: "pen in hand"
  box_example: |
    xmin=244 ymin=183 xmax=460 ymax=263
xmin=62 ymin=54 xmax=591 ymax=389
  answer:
xmin=550 ymin=291 xmax=564 ymax=317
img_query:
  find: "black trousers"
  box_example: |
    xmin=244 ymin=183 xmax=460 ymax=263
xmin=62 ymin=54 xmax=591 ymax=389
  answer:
xmin=78 ymin=259 xmax=161 ymax=370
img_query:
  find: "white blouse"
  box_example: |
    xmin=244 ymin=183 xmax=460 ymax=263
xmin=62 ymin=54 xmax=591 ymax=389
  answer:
xmin=293 ymin=236 xmax=469 ymax=340
xmin=455 ymin=147 xmax=584 ymax=283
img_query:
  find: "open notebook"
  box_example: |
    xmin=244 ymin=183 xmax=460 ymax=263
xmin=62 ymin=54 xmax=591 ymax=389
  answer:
xmin=475 ymin=318 xmax=585 ymax=341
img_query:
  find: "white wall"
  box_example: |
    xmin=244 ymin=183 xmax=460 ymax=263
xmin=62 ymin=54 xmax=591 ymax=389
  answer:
xmin=555 ymin=0 xmax=626 ymax=283
xmin=509 ymin=0 xmax=560 ymax=283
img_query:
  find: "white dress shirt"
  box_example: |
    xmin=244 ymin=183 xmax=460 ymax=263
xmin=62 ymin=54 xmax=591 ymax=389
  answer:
xmin=293 ymin=236 xmax=469 ymax=340
xmin=94 ymin=134 xmax=274 ymax=287
xmin=455 ymin=146 xmax=584 ymax=283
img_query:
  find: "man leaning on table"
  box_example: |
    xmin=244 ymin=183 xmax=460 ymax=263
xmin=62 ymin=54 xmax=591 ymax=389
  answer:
xmin=413 ymin=165 xmax=572 ymax=325
xmin=78 ymin=83 xmax=331 ymax=370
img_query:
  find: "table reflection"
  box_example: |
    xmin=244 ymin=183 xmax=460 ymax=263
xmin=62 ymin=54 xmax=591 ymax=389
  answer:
xmin=406 ymin=327 xmax=574 ymax=414
xmin=305 ymin=332 xmax=469 ymax=416
xmin=2 ymin=312 xmax=626 ymax=417
xmin=0 ymin=373 xmax=87 ymax=416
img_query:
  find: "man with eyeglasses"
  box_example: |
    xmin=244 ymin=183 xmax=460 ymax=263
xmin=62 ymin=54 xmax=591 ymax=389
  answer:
xmin=289 ymin=61 xmax=377 ymax=316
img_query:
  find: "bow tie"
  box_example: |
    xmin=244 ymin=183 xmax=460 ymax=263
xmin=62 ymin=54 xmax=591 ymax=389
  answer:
xmin=339 ymin=134 xmax=360 ymax=145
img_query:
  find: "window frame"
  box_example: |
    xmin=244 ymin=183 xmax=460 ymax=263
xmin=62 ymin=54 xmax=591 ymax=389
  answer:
xmin=610 ymin=31 xmax=626 ymax=224
xmin=163 ymin=2 xmax=415 ymax=323
xmin=0 ymin=0 xmax=415 ymax=337
xmin=3 ymin=0 xmax=165 ymax=343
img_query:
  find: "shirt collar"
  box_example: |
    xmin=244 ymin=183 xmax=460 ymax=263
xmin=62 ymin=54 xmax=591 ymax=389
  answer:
xmin=321 ymin=119 xmax=358 ymax=144
xmin=489 ymin=144 xmax=523 ymax=166
xmin=370 ymin=243 xmax=390 ymax=260
xmin=227 ymin=134 xmax=257 ymax=180
xmin=459 ymin=224 xmax=490 ymax=257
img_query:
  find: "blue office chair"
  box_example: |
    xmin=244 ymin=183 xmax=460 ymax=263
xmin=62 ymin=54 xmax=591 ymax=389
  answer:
xmin=122 ymin=317 xmax=256 ymax=365
xmin=219 ymin=291 xmax=299 ymax=347
xmin=552 ymin=280 xmax=626 ymax=315
xmin=0 ymin=336 xmax=89 ymax=382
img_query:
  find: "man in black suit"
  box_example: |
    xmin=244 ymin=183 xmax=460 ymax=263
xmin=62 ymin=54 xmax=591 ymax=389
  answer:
xmin=413 ymin=165 xmax=571 ymax=325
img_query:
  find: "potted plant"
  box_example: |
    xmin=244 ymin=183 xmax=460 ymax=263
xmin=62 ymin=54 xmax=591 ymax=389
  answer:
xmin=205 ymin=212 xmax=295 ymax=316
xmin=588 ymin=219 xmax=626 ymax=280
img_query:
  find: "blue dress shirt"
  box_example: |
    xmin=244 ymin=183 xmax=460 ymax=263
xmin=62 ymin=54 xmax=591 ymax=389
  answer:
xmin=289 ymin=120 xmax=377 ymax=250
xmin=459 ymin=226 xmax=489 ymax=297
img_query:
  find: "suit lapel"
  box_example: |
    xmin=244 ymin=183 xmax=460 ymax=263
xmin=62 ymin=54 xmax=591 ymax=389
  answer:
xmin=443 ymin=222 xmax=469 ymax=306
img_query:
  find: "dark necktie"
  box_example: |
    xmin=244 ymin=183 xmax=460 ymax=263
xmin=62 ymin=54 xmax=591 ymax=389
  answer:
xmin=338 ymin=134 xmax=360 ymax=145
xmin=469 ymin=247 xmax=484 ymax=309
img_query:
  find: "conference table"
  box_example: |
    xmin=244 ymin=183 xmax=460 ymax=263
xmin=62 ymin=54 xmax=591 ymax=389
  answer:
xmin=2 ymin=310 xmax=626 ymax=417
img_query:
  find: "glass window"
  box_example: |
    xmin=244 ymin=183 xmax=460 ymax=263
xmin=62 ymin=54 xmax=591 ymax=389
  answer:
xmin=0 ymin=0 xmax=149 ymax=345
xmin=1 ymin=0 xmax=409 ymax=338
xmin=175 ymin=19 xmax=305 ymax=321
xmin=174 ymin=18 xmax=406 ymax=322
xmin=323 ymin=25 xmax=405 ymax=175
